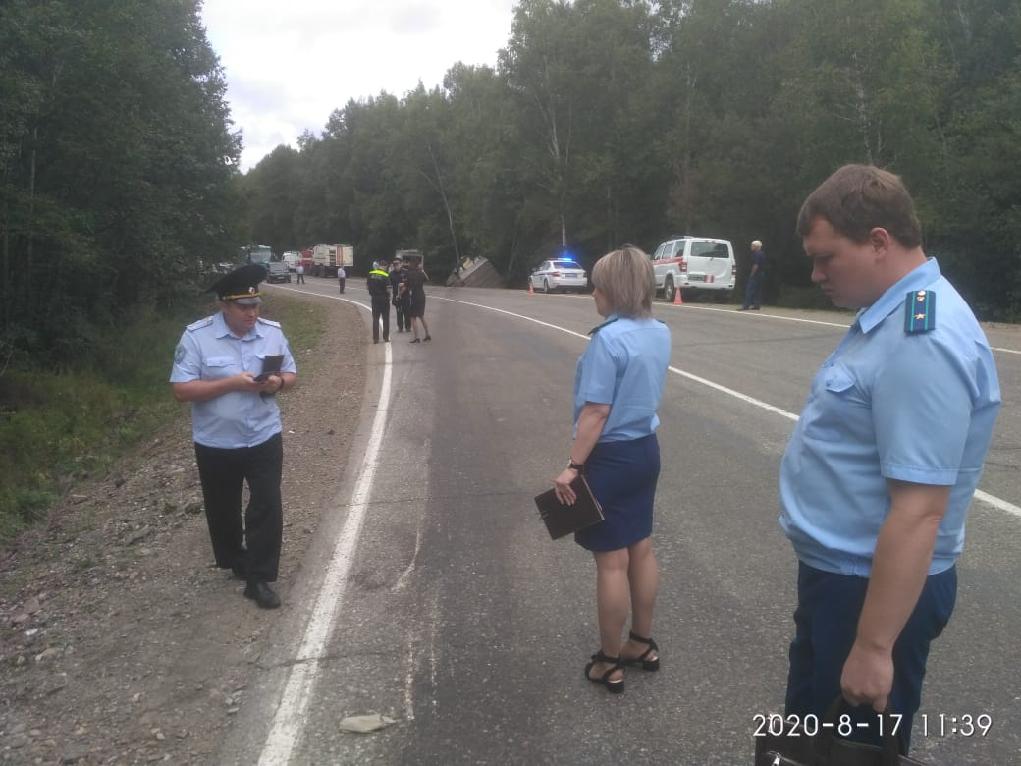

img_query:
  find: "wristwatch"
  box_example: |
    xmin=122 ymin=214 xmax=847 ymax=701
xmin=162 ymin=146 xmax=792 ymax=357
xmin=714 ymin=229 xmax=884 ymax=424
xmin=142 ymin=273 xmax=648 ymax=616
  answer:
xmin=567 ymin=459 xmax=584 ymax=471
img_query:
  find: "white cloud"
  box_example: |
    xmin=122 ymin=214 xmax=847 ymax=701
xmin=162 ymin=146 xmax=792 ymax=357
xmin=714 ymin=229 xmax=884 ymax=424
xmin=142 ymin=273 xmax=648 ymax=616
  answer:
xmin=200 ymin=0 xmax=517 ymax=170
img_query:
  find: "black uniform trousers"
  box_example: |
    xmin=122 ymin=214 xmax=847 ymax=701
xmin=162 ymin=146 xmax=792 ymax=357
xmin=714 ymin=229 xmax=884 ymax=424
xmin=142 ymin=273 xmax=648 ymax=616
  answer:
xmin=394 ymin=296 xmax=408 ymax=331
xmin=371 ymin=296 xmax=390 ymax=341
xmin=194 ymin=432 xmax=283 ymax=582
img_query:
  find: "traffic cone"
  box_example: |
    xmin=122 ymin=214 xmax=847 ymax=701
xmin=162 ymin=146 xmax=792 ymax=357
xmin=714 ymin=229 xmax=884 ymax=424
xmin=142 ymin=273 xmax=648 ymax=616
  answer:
xmin=528 ymin=281 xmax=534 ymax=295
xmin=672 ymin=286 xmax=683 ymax=305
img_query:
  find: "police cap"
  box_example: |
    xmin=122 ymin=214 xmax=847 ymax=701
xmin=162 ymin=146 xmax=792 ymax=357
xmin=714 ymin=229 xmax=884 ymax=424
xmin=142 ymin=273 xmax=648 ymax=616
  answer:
xmin=208 ymin=263 xmax=267 ymax=305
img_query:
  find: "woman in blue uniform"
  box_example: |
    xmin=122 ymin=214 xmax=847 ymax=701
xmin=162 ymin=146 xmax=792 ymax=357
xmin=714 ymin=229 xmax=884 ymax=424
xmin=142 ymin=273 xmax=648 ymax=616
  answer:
xmin=552 ymin=245 xmax=671 ymax=693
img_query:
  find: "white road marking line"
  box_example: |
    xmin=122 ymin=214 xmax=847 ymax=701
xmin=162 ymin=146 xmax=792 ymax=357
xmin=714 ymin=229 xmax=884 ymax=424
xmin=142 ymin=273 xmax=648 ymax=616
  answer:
xmin=450 ymin=298 xmax=1020 ymax=518
xmin=257 ymin=296 xmax=393 ymax=765
xmin=667 ymin=366 xmax=799 ymax=422
xmin=669 ymin=303 xmax=851 ymax=328
xmin=973 ymin=490 xmax=1021 ymax=519
xmin=670 ymin=304 xmax=1021 ymax=356
xmin=473 ymin=288 xmax=1021 ymax=355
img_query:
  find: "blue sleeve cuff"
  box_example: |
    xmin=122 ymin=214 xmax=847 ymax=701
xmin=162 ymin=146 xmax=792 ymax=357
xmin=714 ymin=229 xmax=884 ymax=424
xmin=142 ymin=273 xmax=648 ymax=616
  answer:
xmin=881 ymin=462 xmax=958 ymax=486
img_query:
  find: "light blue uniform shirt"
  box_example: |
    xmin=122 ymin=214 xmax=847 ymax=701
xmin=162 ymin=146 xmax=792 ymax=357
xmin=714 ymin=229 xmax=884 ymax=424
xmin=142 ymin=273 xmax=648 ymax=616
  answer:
xmin=169 ymin=312 xmax=298 ymax=449
xmin=574 ymin=314 xmax=671 ymax=442
xmin=780 ymin=259 xmax=1000 ymax=576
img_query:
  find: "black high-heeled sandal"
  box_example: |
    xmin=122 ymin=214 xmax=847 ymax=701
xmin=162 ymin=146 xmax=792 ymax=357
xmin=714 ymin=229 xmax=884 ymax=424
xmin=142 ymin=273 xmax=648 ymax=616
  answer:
xmin=621 ymin=630 xmax=660 ymax=672
xmin=584 ymin=650 xmax=624 ymax=693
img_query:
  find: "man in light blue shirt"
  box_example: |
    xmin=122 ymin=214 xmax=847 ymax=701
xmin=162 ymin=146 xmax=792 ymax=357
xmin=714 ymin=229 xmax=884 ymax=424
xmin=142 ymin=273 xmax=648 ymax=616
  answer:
xmin=778 ymin=165 xmax=1000 ymax=753
xmin=170 ymin=264 xmax=297 ymax=609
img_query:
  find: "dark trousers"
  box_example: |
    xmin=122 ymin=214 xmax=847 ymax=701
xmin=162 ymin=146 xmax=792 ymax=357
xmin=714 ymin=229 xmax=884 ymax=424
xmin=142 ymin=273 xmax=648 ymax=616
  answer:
xmin=785 ymin=562 xmax=957 ymax=752
xmin=296 ymin=273 xmax=305 ymax=284
xmin=371 ymin=296 xmax=390 ymax=341
xmin=394 ymin=299 xmax=407 ymax=331
xmin=742 ymin=270 xmax=763 ymax=308
xmin=194 ymin=433 xmax=283 ymax=582
xmin=339 ymin=278 xmax=346 ymax=294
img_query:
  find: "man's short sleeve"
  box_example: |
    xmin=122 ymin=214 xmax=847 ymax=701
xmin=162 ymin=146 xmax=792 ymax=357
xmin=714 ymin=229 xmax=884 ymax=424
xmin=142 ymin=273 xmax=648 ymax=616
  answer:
xmin=169 ymin=331 xmax=201 ymax=383
xmin=280 ymin=333 xmax=297 ymax=375
xmin=577 ymin=333 xmax=620 ymax=405
xmin=872 ymin=338 xmax=973 ymax=485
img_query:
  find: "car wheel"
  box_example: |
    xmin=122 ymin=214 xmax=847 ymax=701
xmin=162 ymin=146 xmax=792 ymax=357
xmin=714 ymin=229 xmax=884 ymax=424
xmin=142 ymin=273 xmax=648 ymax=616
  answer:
xmin=664 ymin=277 xmax=675 ymax=303
xmin=543 ymin=279 xmax=551 ymax=294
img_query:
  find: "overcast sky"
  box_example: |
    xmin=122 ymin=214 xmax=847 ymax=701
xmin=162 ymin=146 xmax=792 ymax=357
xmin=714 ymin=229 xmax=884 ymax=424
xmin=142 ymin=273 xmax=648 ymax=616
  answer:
xmin=200 ymin=0 xmax=518 ymax=171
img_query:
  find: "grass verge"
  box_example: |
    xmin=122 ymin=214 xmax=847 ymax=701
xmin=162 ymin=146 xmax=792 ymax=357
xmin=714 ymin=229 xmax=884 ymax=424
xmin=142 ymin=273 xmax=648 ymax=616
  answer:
xmin=0 ymin=292 xmax=325 ymax=545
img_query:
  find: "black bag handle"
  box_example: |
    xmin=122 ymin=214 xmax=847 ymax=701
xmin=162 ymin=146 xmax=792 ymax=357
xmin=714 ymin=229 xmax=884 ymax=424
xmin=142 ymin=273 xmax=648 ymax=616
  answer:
xmin=813 ymin=695 xmax=902 ymax=765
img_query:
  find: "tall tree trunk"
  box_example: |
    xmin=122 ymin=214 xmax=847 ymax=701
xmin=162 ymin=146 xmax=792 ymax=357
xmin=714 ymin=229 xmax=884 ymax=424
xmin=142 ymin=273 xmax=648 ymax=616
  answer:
xmin=426 ymin=142 xmax=461 ymax=266
xmin=25 ymin=127 xmax=37 ymax=292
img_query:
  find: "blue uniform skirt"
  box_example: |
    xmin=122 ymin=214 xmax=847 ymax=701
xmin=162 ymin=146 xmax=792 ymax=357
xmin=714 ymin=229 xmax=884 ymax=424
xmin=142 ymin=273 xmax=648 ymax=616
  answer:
xmin=574 ymin=433 xmax=660 ymax=552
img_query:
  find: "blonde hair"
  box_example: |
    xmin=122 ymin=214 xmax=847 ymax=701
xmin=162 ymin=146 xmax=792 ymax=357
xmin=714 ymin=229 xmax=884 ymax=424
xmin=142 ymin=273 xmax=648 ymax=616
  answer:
xmin=591 ymin=244 xmax=655 ymax=317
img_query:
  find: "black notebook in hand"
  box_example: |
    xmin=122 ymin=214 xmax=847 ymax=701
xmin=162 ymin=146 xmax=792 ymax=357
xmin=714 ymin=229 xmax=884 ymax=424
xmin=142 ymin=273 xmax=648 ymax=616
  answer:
xmin=534 ymin=474 xmax=604 ymax=540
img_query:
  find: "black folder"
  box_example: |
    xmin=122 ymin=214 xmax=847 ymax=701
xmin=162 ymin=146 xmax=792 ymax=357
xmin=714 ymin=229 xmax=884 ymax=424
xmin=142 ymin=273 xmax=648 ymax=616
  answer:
xmin=534 ymin=474 xmax=604 ymax=540
xmin=254 ymin=354 xmax=284 ymax=382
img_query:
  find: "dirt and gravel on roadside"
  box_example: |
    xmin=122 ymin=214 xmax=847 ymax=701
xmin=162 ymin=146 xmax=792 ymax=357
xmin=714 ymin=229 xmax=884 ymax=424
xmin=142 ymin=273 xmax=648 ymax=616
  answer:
xmin=0 ymin=294 xmax=365 ymax=765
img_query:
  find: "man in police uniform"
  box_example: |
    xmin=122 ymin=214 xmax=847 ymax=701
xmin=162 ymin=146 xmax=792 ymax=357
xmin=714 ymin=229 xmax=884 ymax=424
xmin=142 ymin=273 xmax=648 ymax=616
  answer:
xmin=169 ymin=264 xmax=298 ymax=609
xmin=780 ymin=165 xmax=1000 ymax=752
xmin=366 ymin=259 xmax=391 ymax=343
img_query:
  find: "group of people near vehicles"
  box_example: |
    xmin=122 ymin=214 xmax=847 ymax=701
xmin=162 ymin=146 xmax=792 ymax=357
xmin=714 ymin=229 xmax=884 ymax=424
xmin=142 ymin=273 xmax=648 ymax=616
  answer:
xmin=365 ymin=256 xmax=430 ymax=343
xmin=170 ymin=163 xmax=1000 ymax=760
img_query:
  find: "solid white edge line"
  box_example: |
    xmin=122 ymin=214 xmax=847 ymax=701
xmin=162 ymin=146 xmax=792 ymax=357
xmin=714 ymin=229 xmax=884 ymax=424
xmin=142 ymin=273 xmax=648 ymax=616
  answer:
xmin=450 ymin=296 xmax=1020 ymax=517
xmin=257 ymin=293 xmax=392 ymax=765
xmin=673 ymin=302 xmax=852 ymax=329
xmin=447 ymin=289 xmax=1021 ymax=355
xmin=973 ymin=490 xmax=1021 ymax=519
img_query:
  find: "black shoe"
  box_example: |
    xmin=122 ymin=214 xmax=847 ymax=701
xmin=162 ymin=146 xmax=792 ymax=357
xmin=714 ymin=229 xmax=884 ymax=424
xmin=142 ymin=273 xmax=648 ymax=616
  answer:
xmin=620 ymin=630 xmax=660 ymax=672
xmin=410 ymin=338 xmax=420 ymax=343
xmin=737 ymin=306 xmax=749 ymax=311
xmin=584 ymin=651 xmax=624 ymax=694
xmin=423 ymin=335 xmax=431 ymax=342
xmin=373 ymin=339 xmax=379 ymax=344
xmin=244 ymin=581 xmax=281 ymax=609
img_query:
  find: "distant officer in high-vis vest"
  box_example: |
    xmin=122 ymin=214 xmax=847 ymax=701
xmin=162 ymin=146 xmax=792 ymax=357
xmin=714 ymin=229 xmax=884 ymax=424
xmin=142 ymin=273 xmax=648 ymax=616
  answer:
xmin=169 ymin=264 xmax=297 ymax=609
xmin=366 ymin=260 xmax=391 ymax=344
xmin=779 ymin=165 xmax=1000 ymax=754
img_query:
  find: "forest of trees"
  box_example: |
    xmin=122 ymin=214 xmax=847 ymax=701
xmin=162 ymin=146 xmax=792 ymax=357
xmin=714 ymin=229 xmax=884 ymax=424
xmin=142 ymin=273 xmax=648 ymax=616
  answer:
xmin=239 ymin=0 xmax=1021 ymax=320
xmin=3 ymin=0 xmax=1021 ymax=364
xmin=0 ymin=0 xmax=240 ymax=364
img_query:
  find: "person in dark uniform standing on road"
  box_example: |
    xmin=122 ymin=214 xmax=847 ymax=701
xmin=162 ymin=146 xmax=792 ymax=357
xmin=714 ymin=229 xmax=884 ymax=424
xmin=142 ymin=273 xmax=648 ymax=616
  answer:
xmin=390 ymin=257 xmax=408 ymax=332
xmin=778 ymin=165 xmax=1000 ymax=754
xmin=404 ymin=259 xmax=431 ymax=343
xmin=739 ymin=239 xmax=766 ymax=310
xmin=367 ymin=260 xmax=391 ymax=343
xmin=169 ymin=264 xmax=297 ymax=610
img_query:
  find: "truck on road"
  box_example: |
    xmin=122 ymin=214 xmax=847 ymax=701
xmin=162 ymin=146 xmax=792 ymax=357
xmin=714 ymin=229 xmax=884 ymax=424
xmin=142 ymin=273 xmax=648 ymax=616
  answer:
xmin=281 ymin=251 xmax=300 ymax=271
xmin=309 ymin=243 xmax=354 ymax=277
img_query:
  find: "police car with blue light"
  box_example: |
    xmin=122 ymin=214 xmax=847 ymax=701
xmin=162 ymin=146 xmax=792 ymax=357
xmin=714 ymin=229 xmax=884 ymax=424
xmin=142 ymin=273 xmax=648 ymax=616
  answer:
xmin=529 ymin=258 xmax=588 ymax=293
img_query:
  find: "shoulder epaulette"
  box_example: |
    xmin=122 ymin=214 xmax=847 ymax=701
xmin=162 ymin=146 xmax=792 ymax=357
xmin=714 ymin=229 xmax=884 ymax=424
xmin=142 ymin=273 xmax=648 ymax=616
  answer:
xmin=257 ymin=317 xmax=282 ymax=328
xmin=904 ymin=290 xmax=936 ymax=334
xmin=186 ymin=316 xmax=214 ymax=332
xmin=588 ymin=317 xmax=620 ymax=336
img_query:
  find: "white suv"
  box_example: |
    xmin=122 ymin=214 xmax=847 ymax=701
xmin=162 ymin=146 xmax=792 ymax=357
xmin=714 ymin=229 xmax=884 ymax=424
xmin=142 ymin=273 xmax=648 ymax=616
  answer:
xmin=650 ymin=236 xmax=736 ymax=301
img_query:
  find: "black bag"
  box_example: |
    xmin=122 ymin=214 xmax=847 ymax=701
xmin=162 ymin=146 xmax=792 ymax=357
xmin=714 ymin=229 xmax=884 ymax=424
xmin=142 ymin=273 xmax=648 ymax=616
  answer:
xmin=754 ymin=697 xmax=927 ymax=766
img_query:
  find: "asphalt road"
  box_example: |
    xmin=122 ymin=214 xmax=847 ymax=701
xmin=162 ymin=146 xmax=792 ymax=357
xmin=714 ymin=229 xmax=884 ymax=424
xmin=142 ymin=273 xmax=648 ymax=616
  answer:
xmin=225 ymin=278 xmax=1021 ymax=765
